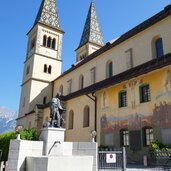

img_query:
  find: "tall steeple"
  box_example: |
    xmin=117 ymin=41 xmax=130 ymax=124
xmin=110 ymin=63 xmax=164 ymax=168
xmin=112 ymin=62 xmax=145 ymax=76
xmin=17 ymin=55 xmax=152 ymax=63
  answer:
xmin=18 ymin=0 xmax=64 ymax=128
xmin=34 ymin=0 xmax=62 ymax=30
xmin=76 ymin=1 xmax=104 ymax=62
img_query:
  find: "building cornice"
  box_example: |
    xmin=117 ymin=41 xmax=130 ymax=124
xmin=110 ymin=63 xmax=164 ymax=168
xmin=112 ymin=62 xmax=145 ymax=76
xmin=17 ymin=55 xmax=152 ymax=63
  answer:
xmin=24 ymin=52 xmax=62 ymax=64
xmin=21 ymin=78 xmax=51 ymax=87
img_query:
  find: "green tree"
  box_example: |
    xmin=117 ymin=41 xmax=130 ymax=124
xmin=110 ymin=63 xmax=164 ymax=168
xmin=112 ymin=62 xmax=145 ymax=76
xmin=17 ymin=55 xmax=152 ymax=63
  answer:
xmin=0 ymin=129 xmax=38 ymax=161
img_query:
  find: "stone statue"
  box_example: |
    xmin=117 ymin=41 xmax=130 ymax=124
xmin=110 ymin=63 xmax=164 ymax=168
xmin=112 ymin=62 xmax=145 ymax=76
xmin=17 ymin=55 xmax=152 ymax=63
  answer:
xmin=50 ymin=92 xmax=65 ymax=128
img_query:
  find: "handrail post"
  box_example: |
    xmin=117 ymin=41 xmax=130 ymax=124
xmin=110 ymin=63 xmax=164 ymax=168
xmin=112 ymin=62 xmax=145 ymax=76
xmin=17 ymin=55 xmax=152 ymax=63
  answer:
xmin=122 ymin=147 xmax=127 ymax=171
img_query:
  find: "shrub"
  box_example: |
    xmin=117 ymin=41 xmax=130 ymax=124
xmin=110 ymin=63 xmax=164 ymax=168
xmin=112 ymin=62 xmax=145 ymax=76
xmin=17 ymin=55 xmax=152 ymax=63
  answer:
xmin=0 ymin=128 xmax=38 ymax=161
xmin=0 ymin=132 xmax=17 ymax=161
xmin=149 ymin=140 xmax=170 ymax=152
xmin=20 ymin=128 xmax=38 ymax=141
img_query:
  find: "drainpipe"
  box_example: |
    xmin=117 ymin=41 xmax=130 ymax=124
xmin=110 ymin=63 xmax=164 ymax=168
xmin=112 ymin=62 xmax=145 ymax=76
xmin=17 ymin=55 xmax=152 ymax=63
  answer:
xmin=52 ymin=81 xmax=54 ymax=98
xmin=86 ymin=93 xmax=97 ymax=141
xmin=92 ymin=93 xmax=97 ymax=134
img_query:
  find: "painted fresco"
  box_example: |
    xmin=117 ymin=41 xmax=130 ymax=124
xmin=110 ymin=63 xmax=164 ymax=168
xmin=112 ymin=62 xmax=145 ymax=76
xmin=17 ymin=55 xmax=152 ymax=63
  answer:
xmin=124 ymin=79 xmax=143 ymax=109
xmin=101 ymin=113 xmax=153 ymax=132
xmin=101 ymin=70 xmax=171 ymax=132
xmin=153 ymin=102 xmax=171 ymax=128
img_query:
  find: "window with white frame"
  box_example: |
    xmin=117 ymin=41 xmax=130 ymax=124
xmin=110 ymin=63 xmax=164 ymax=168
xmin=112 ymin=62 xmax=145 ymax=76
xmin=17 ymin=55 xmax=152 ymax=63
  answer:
xmin=143 ymin=127 xmax=154 ymax=146
xmin=83 ymin=106 xmax=90 ymax=127
xmin=68 ymin=110 xmax=74 ymax=130
xmin=125 ymin=48 xmax=133 ymax=69
xmin=120 ymin=129 xmax=129 ymax=147
xmin=106 ymin=61 xmax=113 ymax=78
xmin=90 ymin=67 xmax=96 ymax=84
xmin=79 ymin=75 xmax=84 ymax=89
xmin=67 ymin=79 xmax=72 ymax=94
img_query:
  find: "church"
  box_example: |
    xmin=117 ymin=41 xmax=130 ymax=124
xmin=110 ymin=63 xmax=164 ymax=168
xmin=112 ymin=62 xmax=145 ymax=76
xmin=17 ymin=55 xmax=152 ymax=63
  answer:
xmin=17 ymin=0 xmax=171 ymax=163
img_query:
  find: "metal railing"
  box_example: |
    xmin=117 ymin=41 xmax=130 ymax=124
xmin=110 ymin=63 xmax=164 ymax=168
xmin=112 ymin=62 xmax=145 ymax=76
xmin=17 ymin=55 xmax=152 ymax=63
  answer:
xmin=98 ymin=147 xmax=126 ymax=171
xmin=149 ymin=151 xmax=171 ymax=167
xmin=0 ymin=161 xmax=8 ymax=171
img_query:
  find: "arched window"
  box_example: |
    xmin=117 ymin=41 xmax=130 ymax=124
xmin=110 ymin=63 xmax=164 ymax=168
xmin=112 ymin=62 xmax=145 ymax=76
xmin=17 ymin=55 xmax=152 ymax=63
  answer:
xmin=43 ymin=35 xmax=47 ymax=46
xmin=23 ymin=97 xmax=26 ymax=107
xmin=103 ymin=92 xmax=106 ymax=108
xmin=47 ymin=37 xmax=51 ymax=48
xmin=43 ymin=96 xmax=47 ymax=104
xmin=26 ymin=65 xmax=30 ymax=75
xmin=106 ymin=61 xmax=113 ymax=78
xmin=52 ymin=38 xmax=56 ymax=49
xmin=79 ymin=75 xmax=84 ymax=89
xmin=68 ymin=110 xmax=74 ymax=130
xmin=120 ymin=128 xmax=129 ymax=147
xmin=142 ymin=127 xmax=153 ymax=146
xmin=44 ymin=64 xmax=47 ymax=73
xmin=155 ymin=38 xmax=164 ymax=58
xmin=83 ymin=106 xmax=90 ymax=127
xmin=152 ymin=36 xmax=164 ymax=59
xmin=48 ymin=65 xmax=52 ymax=74
xmin=59 ymin=85 xmax=63 ymax=95
xmin=30 ymin=38 xmax=35 ymax=50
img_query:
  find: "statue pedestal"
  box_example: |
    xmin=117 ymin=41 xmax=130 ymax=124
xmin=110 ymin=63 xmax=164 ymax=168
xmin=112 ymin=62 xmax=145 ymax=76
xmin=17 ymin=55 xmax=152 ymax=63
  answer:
xmin=39 ymin=127 xmax=66 ymax=155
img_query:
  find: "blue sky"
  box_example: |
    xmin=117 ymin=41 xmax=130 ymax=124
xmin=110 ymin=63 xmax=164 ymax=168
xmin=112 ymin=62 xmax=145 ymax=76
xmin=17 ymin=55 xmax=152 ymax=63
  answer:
xmin=0 ymin=0 xmax=170 ymax=111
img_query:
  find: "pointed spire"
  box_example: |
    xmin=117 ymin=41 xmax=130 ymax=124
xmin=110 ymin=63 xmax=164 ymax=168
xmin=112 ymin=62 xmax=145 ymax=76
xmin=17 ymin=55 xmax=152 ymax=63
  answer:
xmin=78 ymin=1 xmax=104 ymax=48
xmin=34 ymin=0 xmax=62 ymax=30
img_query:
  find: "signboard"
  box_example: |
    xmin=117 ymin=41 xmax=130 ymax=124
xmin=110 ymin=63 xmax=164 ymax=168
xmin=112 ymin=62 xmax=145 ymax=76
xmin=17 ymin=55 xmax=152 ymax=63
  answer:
xmin=106 ymin=153 xmax=116 ymax=163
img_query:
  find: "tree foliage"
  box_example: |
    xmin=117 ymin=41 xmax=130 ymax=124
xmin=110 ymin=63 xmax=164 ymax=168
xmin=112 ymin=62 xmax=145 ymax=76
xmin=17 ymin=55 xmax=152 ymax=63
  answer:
xmin=149 ymin=140 xmax=171 ymax=152
xmin=0 ymin=132 xmax=17 ymax=161
xmin=0 ymin=129 xmax=38 ymax=161
xmin=20 ymin=128 xmax=38 ymax=141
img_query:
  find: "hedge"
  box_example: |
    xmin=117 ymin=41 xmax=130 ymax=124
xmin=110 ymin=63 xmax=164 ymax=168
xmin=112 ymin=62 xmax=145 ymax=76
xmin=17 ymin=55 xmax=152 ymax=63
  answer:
xmin=0 ymin=129 xmax=38 ymax=161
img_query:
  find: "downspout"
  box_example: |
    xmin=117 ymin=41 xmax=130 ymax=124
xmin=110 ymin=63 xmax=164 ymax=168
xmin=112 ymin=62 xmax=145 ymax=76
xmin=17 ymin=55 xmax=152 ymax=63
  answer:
xmin=52 ymin=81 xmax=54 ymax=98
xmin=86 ymin=93 xmax=97 ymax=141
xmin=92 ymin=93 xmax=97 ymax=135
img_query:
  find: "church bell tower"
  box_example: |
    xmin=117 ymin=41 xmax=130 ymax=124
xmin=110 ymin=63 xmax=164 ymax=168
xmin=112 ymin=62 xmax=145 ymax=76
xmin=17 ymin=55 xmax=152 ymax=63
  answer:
xmin=76 ymin=1 xmax=104 ymax=62
xmin=18 ymin=0 xmax=64 ymax=126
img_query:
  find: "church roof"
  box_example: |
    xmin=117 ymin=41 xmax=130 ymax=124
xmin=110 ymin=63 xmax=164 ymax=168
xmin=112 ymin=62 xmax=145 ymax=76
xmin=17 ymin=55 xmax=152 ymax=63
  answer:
xmin=78 ymin=1 xmax=104 ymax=49
xmin=34 ymin=0 xmax=62 ymax=30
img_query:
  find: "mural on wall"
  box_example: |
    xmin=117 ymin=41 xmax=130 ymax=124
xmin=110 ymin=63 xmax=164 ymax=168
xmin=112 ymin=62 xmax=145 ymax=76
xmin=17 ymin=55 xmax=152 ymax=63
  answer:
xmin=124 ymin=79 xmax=143 ymax=109
xmin=165 ymin=69 xmax=171 ymax=92
xmin=101 ymin=70 xmax=171 ymax=132
xmin=156 ymin=69 xmax=171 ymax=100
xmin=101 ymin=102 xmax=171 ymax=132
xmin=101 ymin=113 xmax=152 ymax=132
xmin=153 ymin=102 xmax=171 ymax=128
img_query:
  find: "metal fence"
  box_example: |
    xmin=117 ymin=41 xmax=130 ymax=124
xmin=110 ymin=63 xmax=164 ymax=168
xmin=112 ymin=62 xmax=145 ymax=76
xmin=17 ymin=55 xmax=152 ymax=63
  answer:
xmin=98 ymin=147 xmax=126 ymax=171
xmin=0 ymin=161 xmax=8 ymax=171
xmin=149 ymin=151 xmax=171 ymax=167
